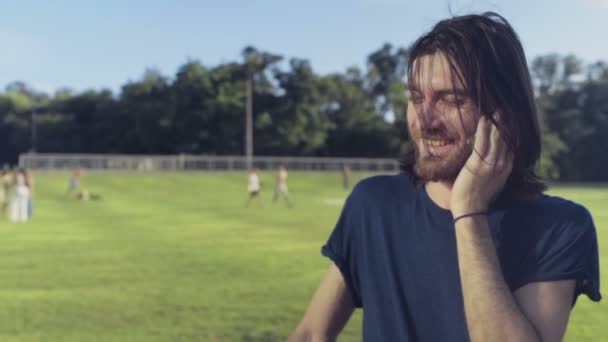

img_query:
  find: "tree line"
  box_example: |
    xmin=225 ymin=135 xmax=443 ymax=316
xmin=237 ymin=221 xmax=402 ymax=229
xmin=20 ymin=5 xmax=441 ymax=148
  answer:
xmin=0 ymin=45 xmax=606 ymax=182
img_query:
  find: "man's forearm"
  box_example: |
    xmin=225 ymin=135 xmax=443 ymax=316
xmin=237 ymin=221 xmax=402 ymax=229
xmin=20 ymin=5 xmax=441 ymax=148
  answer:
xmin=455 ymin=215 xmax=539 ymax=342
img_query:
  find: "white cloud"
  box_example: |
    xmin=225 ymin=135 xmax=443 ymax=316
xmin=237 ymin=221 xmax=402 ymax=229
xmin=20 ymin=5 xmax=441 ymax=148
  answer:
xmin=0 ymin=30 xmax=39 ymax=66
xmin=588 ymin=0 xmax=608 ymax=9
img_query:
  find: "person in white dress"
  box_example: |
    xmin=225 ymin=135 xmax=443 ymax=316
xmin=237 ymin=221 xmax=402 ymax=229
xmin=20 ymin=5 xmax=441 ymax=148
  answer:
xmin=10 ymin=169 xmax=30 ymax=222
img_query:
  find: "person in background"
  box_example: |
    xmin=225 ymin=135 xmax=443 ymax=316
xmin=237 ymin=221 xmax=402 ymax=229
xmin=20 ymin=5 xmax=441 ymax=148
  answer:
xmin=341 ymin=164 xmax=350 ymax=190
xmin=273 ymin=165 xmax=293 ymax=207
xmin=24 ymin=169 xmax=34 ymax=219
xmin=245 ymin=168 xmax=262 ymax=207
xmin=1 ymin=167 xmax=12 ymax=216
xmin=10 ymin=168 xmax=30 ymax=222
xmin=66 ymin=167 xmax=81 ymax=197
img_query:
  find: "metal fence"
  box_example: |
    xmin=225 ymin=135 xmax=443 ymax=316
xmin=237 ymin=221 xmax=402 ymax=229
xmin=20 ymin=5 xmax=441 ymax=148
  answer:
xmin=18 ymin=153 xmax=400 ymax=172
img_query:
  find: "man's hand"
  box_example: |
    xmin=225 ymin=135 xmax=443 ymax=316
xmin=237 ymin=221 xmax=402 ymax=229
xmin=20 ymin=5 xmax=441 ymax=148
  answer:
xmin=288 ymin=263 xmax=355 ymax=341
xmin=451 ymin=114 xmax=513 ymax=217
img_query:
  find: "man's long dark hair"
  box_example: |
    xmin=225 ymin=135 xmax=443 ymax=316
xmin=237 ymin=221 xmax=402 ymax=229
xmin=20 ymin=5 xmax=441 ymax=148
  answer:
xmin=401 ymin=12 xmax=547 ymax=196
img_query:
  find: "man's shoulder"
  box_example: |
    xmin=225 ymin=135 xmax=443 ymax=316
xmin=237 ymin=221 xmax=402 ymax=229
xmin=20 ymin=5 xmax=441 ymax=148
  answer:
xmin=506 ymin=193 xmax=594 ymax=236
xmin=350 ymin=173 xmax=416 ymax=202
xmin=524 ymin=194 xmax=591 ymax=222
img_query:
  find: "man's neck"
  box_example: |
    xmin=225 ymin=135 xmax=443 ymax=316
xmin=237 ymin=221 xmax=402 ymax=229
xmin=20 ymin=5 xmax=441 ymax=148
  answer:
xmin=425 ymin=181 xmax=453 ymax=210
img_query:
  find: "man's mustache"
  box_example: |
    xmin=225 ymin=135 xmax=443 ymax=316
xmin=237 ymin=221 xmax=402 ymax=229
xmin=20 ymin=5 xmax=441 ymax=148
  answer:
xmin=410 ymin=128 xmax=458 ymax=141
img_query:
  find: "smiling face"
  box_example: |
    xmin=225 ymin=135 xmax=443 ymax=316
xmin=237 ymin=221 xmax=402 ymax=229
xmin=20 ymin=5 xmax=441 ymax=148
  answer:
xmin=407 ymin=52 xmax=481 ymax=183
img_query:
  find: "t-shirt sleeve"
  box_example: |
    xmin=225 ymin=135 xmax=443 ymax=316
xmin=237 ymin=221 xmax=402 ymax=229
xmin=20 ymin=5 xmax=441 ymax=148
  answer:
xmin=506 ymin=204 xmax=601 ymax=304
xmin=321 ymin=186 xmax=364 ymax=308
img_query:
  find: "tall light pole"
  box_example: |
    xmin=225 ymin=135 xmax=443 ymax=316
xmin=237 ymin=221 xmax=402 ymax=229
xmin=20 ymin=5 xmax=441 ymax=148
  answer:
xmin=242 ymin=47 xmax=281 ymax=170
xmin=30 ymin=111 xmax=37 ymax=153
xmin=245 ymin=74 xmax=253 ymax=170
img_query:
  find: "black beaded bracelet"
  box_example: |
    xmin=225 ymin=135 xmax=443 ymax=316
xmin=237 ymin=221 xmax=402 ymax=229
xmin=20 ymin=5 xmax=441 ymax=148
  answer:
xmin=453 ymin=211 xmax=488 ymax=223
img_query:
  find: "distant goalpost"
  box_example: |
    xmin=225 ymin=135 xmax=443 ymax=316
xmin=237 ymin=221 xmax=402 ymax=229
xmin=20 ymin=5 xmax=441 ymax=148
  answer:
xmin=18 ymin=153 xmax=400 ymax=173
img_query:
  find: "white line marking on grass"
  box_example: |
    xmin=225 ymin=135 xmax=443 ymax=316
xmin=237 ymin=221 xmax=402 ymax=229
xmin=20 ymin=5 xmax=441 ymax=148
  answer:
xmin=558 ymin=193 xmax=608 ymax=200
xmin=322 ymin=198 xmax=345 ymax=206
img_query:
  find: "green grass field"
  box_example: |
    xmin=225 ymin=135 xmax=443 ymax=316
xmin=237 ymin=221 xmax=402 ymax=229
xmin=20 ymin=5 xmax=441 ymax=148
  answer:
xmin=0 ymin=172 xmax=605 ymax=341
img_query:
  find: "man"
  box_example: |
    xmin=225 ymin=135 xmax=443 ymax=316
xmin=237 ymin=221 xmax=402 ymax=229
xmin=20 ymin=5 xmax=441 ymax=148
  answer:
xmin=66 ymin=167 xmax=81 ymax=197
xmin=0 ymin=167 xmax=11 ymax=215
xmin=288 ymin=13 xmax=601 ymax=342
xmin=273 ymin=165 xmax=293 ymax=207
xmin=341 ymin=164 xmax=350 ymax=190
xmin=24 ymin=169 xmax=34 ymax=219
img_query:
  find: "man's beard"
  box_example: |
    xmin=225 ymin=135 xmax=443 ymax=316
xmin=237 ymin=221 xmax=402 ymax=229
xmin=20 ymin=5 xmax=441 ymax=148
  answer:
xmin=410 ymin=128 xmax=473 ymax=183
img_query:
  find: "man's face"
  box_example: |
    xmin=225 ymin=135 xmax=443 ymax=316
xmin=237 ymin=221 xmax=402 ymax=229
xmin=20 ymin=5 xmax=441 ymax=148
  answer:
xmin=406 ymin=52 xmax=480 ymax=182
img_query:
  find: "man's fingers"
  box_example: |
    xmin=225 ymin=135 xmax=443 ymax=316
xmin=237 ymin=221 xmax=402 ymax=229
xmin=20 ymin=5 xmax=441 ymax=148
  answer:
xmin=472 ymin=115 xmax=491 ymax=163
xmin=488 ymin=113 xmax=507 ymax=169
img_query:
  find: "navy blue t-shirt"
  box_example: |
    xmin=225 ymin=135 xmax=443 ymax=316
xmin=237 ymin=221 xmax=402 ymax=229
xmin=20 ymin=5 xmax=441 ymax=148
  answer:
xmin=322 ymin=174 xmax=601 ymax=341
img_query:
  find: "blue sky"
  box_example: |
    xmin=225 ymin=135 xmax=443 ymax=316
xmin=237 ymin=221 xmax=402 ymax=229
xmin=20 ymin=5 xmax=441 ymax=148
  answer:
xmin=1 ymin=0 xmax=606 ymax=94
